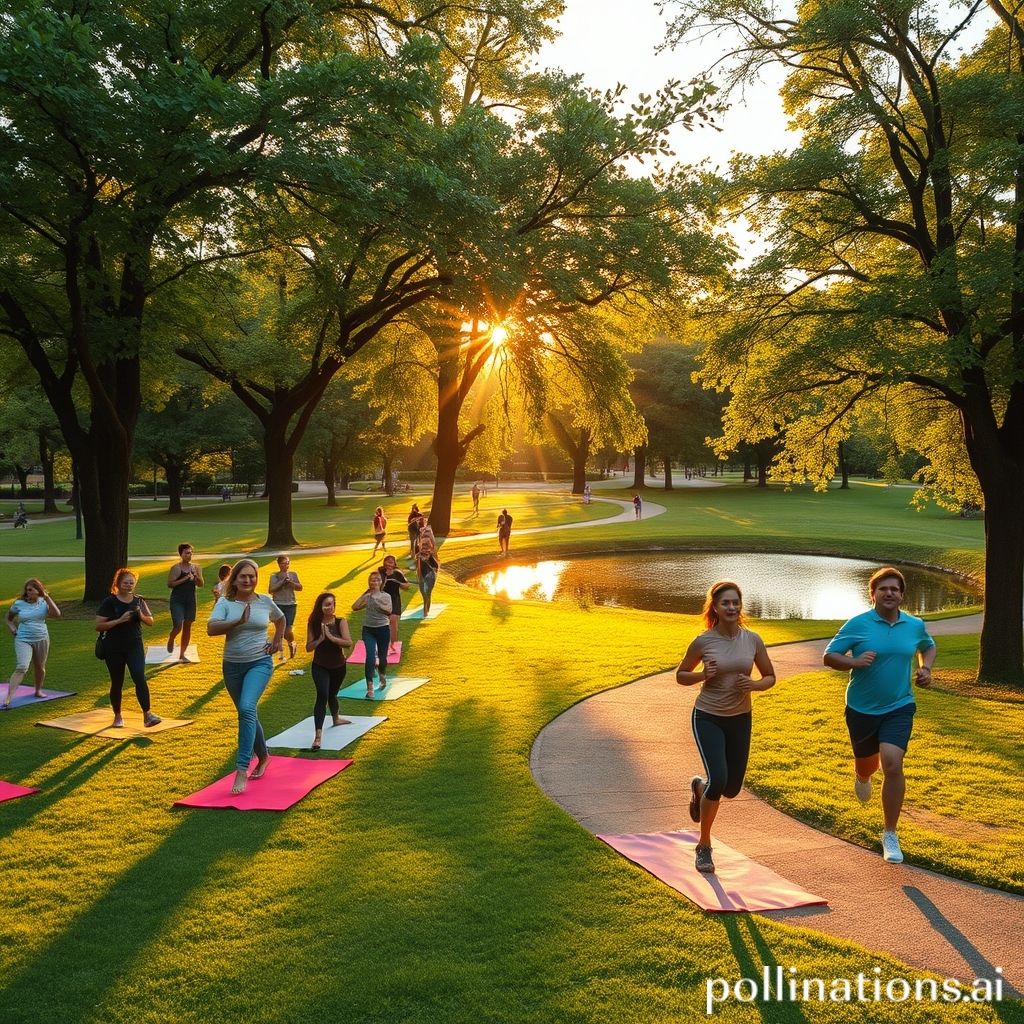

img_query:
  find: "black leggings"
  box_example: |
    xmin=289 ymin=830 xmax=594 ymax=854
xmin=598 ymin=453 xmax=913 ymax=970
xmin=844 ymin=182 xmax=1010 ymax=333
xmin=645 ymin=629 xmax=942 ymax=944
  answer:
xmin=104 ymin=647 xmax=151 ymax=716
xmin=311 ymin=663 xmax=347 ymax=729
xmin=692 ymin=708 xmax=752 ymax=801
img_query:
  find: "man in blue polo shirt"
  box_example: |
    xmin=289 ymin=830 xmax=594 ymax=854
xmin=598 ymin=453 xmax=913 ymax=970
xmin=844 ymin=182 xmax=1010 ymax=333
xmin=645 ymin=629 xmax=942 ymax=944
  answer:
xmin=823 ymin=566 xmax=936 ymax=864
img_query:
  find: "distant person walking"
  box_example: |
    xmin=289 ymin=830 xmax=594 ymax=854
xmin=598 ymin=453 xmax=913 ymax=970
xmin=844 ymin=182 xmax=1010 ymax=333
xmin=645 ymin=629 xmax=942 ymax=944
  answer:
xmin=407 ymin=503 xmax=423 ymax=561
xmin=380 ymin=554 xmax=411 ymax=655
xmin=207 ymin=559 xmax=285 ymax=794
xmin=823 ymin=566 xmax=936 ymax=865
xmin=632 ymin=494 xmax=642 ymax=519
xmin=471 ymin=482 xmax=481 ymax=514
xmin=416 ymin=531 xmax=440 ymax=619
xmin=352 ymin=571 xmax=393 ymax=698
xmin=96 ymin=569 xmax=161 ymax=729
xmin=583 ymin=483 xmax=592 ymax=505
xmin=497 ymin=508 xmax=513 ymax=556
xmin=305 ymin=592 xmax=352 ymax=750
xmin=3 ymin=578 xmax=61 ymax=708
xmin=676 ymin=580 xmax=776 ymax=875
xmin=269 ymin=552 xmax=303 ymax=661
xmin=166 ymin=542 xmax=203 ymax=663
xmin=372 ymin=506 xmax=388 ymax=555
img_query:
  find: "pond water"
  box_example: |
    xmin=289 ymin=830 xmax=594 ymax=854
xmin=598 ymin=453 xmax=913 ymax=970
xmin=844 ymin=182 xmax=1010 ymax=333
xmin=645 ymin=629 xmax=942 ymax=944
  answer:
xmin=465 ymin=552 xmax=980 ymax=619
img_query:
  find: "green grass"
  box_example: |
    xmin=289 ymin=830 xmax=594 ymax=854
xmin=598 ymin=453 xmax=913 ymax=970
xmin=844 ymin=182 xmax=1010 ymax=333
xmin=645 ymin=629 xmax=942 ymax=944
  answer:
xmin=0 ymin=482 xmax=1019 ymax=1024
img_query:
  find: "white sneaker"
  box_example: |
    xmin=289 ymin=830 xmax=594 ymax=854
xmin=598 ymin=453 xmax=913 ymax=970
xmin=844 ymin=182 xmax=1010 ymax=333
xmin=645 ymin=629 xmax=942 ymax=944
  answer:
xmin=854 ymin=775 xmax=873 ymax=804
xmin=881 ymin=831 xmax=903 ymax=863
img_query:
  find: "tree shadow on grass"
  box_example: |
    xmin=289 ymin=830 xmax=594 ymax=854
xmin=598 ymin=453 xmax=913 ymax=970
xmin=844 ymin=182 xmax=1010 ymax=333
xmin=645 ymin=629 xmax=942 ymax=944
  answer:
xmin=0 ymin=800 xmax=287 ymax=1024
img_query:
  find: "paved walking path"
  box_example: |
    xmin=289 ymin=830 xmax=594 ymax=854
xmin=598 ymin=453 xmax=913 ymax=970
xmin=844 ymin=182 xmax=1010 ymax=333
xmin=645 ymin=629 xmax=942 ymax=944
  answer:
xmin=531 ymin=618 xmax=1023 ymax=993
xmin=0 ymin=495 xmax=667 ymax=563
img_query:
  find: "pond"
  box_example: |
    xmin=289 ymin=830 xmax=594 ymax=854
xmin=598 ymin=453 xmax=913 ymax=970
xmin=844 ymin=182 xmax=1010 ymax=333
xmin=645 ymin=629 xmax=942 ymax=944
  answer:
xmin=464 ymin=552 xmax=980 ymax=619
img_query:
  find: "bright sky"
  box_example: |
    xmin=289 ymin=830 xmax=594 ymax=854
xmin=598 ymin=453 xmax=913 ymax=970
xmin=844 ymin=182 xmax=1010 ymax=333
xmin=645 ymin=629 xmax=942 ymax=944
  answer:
xmin=534 ymin=0 xmax=794 ymax=173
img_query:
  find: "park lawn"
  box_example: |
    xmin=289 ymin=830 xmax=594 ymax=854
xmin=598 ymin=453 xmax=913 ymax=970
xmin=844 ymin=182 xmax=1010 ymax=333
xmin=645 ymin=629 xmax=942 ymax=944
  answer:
xmin=0 ymin=540 xmax=1013 ymax=1024
xmin=0 ymin=488 xmax=610 ymax=559
xmin=745 ymin=654 xmax=1024 ymax=893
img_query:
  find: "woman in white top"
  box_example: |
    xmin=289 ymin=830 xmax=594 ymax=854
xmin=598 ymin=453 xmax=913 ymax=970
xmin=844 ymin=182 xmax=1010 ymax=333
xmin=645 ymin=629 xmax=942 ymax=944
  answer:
xmin=3 ymin=578 xmax=61 ymax=707
xmin=676 ymin=580 xmax=776 ymax=875
xmin=208 ymin=559 xmax=285 ymax=794
xmin=352 ymin=571 xmax=393 ymax=699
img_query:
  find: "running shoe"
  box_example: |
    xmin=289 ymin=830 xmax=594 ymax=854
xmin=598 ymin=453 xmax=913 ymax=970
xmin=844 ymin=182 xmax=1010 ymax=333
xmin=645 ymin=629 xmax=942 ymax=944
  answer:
xmin=854 ymin=774 xmax=873 ymax=804
xmin=881 ymin=830 xmax=904 ymax=863
xmin=689 ymin=776 xmax=704 ymax=823
xmin=694 ymin=844 xmax=715 ymax=874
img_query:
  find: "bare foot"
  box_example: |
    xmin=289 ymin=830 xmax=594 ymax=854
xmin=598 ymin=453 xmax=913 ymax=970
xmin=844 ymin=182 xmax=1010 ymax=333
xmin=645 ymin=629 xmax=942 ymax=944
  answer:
xmin=332 ymin=716 xmax=351 ymax=727
xmin=250 ymin=755 xmax=270 ymax=780
xmin=388 ymin=644 xmax=397 ymax=655
xmin=112 ymin=716 xmax=125 ymax=728
xmin=166 ymin=637 xmax=174 ymax=653
xmin=311 ymin=732 xmax=322 ymax=751
xmin=365 ymin=689 xmax=374 ymax=699
xmin=34 ymin=690 xmax=44 ymax=698
xmin=377 ymin=676 xmax=387 ymax=690
xmin=231 ymin=770 xmax=248 ymax=795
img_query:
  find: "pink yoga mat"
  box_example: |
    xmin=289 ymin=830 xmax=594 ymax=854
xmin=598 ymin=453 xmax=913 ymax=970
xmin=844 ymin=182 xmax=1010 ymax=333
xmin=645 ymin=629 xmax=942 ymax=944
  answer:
xmin=0 ymin=781 xmax=39 ymax=804
xmin=598 ymin=830 xmax=828 ymax=913
xmin=1 ymin=686 xmax=76 ymax=710
xmin=349 ymin=640 xmax=402 ymax=664
xmin=174 ymin=756 xmax=352 ymax=811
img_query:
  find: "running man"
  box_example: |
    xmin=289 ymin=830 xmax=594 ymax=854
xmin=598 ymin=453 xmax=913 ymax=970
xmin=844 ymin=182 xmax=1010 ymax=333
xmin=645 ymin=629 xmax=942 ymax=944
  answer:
xmin=823 ymin=566 xmax=936 ymax=864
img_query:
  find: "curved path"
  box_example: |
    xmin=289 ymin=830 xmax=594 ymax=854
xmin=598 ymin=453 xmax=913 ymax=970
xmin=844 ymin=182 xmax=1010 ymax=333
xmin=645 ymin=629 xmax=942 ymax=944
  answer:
xmin=0 ymin=495 xmax=667 ymax=563
xmin=531 ymin=620 xmax=1023 ymax=993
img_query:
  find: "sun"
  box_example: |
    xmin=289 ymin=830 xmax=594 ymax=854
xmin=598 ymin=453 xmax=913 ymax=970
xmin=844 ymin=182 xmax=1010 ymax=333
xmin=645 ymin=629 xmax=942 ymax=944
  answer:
xmin=490 ymin=324 xmax=510 ymax=349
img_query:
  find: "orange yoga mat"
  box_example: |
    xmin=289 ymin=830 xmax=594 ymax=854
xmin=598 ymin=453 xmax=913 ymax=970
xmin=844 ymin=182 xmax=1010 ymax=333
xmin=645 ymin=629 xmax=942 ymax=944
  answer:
xmin=598 ymin=830 xmax=828 ymax=913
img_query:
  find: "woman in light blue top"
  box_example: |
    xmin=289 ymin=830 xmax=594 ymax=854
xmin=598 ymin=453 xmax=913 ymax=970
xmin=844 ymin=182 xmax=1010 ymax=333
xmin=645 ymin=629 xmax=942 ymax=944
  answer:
xmin=208 ymin=559 xmax=285 ymax=794
xmin=3 ymin=578 xmax=61 ymax=708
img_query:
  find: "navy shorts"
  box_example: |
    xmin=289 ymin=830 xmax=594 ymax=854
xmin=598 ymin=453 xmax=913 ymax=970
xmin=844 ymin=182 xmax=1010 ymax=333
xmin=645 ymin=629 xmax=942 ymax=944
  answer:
xmin=169 ymin=595 xmax=196 ymax=626
xmin=845 ymin=704 xmax=915 ymax=757
xmin=280 ymin=604 xmax=297 ymax=629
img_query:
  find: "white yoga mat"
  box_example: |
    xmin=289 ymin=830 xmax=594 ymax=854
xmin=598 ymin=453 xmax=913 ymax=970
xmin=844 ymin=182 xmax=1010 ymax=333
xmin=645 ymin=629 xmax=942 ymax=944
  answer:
xmin=146 ymin=645 xmax=200 ymax=665
xmin=337 ymin=677 xmax=429 ymax=701
xmin=267 ymin=715 xmax=387 ymax=750
xmin=400 ymin=603 xmax=447 ymax=621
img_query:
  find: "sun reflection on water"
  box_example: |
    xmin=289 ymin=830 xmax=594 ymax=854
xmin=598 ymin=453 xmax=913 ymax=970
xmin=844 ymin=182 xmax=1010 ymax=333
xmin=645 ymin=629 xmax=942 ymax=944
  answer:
xmin=476 ymin=561 xmax=568 ymax=601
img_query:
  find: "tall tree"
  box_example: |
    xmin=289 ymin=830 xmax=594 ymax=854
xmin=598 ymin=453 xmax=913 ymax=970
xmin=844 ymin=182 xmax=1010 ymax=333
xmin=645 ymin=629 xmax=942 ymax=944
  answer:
xmin=667 ymin=0 xmax=1024 ymax=683
xmin=0 ymin=1 xmax=451 ymax=595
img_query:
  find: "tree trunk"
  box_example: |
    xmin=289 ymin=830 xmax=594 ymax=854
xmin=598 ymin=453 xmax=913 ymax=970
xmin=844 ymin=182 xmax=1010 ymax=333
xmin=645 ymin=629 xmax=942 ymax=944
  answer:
xmin=977 ymin=481 xmax=1024 ymax=683
xmin=382 ymin=455 xmax=394 ymax=497
xmin=743 ymin=456 xmax=753 ymax=482
xmin=165 ymin=461 xmax=185 ymax=514
xmin=14 ymin=464 xmax=29 ymax=497
xmin=430 ymin=394 xmax=462 ymax=536
xmin=838 ymin=440 xmax=850 ymax=489
xmin=663 ymin=456 xmax=673 ymax=489
xmin=323 ymin=456 xmax=338 ymax=507
xmin=38 ymin=431 xmax=58 ymax=513
xmin=632 ymin=445 xmax=646 ymax=489
xmin=264 ymin=414 xmax=297 ymax=547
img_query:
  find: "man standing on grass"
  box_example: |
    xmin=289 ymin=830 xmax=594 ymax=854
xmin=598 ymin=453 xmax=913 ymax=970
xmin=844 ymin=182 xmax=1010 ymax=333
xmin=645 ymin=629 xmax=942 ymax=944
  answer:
xmin=823 ymin=567 xmax=936 ymax=864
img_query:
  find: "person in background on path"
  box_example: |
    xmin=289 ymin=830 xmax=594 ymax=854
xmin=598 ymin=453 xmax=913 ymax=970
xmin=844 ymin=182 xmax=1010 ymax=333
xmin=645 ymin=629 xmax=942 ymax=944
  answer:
xmin=269 ymin=552 xmax=303 ymax=661
xmin=212 ymin=563 xmax=232 ymax=601
xmin=632 ymin=493 xmax=642 ymax=519
xmin=3 ymin=578 xmax=61 ymax=708
xmin=676 ymin=580 xmax=776 ymax=875
xmin=96 ymin=569 xmax=161 ymax=729
xmin=352 ymin=571 xmax=393 ymax=698
xmin=583 ymin=483 xmax=592 ymax=505
xmin=407 ymin=503 xmax=423 ymax=562
xmin=305 ymin=592 xmax=352 ymax=750
xmin=207 ymin=559 xmax=285 ymax=794
xmin=380 ymin=554 xmax=411 ymax=655
xmin=416 ymin=531 xmax=440 ymax=619
xmin=497 ymin=508 xmax=513 ymax=556
xmin=823 ymin=566 xmax=936 ymax=865
xmin=166 ymin=542 xmax=203 ymax=663
xmin=372 ymin=506 xmax=388 ymax=555
xmin=471 ymin=481 xmax=481 ymax=514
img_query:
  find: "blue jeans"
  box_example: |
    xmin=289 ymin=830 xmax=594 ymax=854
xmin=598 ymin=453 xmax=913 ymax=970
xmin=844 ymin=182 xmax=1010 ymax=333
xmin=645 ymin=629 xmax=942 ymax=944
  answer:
xmin=418 ymin=570 xmax=436 ymax=610
xmin=362 ymin=625 xmax=391 ymax=685
xmin=222 ymin=657 xmax=273 ymax=771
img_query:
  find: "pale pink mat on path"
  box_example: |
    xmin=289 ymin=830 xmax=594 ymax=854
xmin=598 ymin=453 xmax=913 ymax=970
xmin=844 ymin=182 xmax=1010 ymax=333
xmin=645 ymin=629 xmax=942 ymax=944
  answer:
xmin=349 ymin=640 xmax=402 ymax=664
xmin=598 ymin=830 xmax=828 ymax=913
xmin=174 ymin=756 xmax=352 ymax=811
xmin=0 ymin=781 xmax=39 ymax=803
